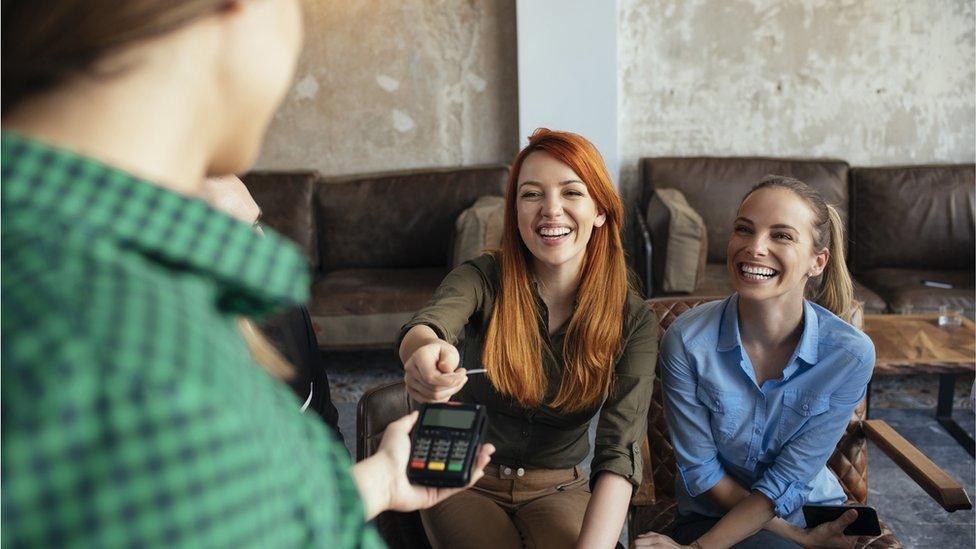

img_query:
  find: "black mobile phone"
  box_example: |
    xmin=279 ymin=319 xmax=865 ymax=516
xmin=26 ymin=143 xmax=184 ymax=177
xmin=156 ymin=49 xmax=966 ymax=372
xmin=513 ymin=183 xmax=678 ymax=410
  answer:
xmin=407 ymin=402 xmax=488 ymax=488
xmin=802 ymin=504 xmax=881 ymax=536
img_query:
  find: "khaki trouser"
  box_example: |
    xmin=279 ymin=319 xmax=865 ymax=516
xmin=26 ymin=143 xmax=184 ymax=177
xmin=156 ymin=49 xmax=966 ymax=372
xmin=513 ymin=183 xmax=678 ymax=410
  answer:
xmin=420 ymin=463 xmax=591 ymax=549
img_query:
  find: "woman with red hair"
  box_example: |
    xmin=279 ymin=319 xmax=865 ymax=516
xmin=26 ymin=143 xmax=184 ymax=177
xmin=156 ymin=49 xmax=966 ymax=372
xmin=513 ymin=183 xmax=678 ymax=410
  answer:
xmin=399 ymin=128 xmax=658 ymax=548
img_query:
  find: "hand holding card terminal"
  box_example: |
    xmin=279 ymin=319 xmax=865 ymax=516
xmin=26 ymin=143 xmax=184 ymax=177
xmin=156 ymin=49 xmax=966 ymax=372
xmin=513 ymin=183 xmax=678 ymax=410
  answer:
xmin=407 ymin=402 xmax=488 ymax=488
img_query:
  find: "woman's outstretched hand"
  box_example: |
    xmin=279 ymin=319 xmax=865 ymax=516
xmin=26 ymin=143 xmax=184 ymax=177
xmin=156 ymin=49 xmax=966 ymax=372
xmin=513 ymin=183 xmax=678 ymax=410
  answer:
xmin=352 ymin=412 xmax=495 ymax=521
xmin=403 ymin=341 xmax=468 ymax=402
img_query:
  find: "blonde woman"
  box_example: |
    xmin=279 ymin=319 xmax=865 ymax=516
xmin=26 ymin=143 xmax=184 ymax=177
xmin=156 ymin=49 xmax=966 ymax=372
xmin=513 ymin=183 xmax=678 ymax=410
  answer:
xmin=635 ymin=177 xmax=874 ymax=549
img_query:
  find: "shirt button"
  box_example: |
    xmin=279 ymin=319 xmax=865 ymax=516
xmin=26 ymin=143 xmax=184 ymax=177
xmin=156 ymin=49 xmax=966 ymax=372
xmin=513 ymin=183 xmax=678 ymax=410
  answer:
xmin=503 ymin=467 xmax=512 ymax=476
xmin=802 ymin=404 xmax=810 ymax=411
xmin=516 ymin=467 xmax=525 ymax=477
xmin=754 ymin=427 xmax=761 ymax=434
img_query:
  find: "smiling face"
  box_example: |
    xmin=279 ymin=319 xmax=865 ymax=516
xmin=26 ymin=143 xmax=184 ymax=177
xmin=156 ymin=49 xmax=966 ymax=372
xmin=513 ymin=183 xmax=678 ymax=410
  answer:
xmin=515 ymin=151 xmax=606 ymax=274
xmin=727 ymin=187 xmax=829 ymax=304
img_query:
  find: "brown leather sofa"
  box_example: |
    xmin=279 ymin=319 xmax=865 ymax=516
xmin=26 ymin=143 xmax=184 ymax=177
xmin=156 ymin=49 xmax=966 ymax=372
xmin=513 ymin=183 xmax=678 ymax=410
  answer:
xmin=850 ymin=165 xmax=975 ymax=315
xmin=633 ymin=157 xmax=975 ymax=316
xmin=243 ymin=165 xmax=507 ymax=349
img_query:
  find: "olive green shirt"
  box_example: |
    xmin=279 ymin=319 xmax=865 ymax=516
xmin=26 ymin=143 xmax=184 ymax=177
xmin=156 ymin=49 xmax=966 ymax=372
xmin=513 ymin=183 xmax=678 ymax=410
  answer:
xmin=400 ymin=254 xmax=658 ymax=489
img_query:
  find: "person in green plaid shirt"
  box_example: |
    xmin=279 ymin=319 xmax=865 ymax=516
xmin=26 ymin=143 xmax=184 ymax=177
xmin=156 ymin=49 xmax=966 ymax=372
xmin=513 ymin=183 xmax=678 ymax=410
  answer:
xmin=1 ymin=1 xmax=493 ymax=547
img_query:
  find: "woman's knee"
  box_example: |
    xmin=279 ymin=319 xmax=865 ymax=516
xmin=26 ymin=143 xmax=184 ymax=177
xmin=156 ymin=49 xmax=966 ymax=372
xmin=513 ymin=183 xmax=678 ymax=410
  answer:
xmin=512 ymin=490 xmax=590 ymax=549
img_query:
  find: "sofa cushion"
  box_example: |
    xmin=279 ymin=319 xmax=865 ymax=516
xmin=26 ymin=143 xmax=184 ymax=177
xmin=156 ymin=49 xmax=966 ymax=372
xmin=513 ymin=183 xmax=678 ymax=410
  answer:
xmin=853 ymin=282 xmax=889 ymax=315
xmin=452 ymin=195 xmax=505 ymax=268
xmin=308 ymin=267 xmax=449 ymax=349
xmin=311 ymin=268 xmax=449 ymax=316
xmin=310 ymin=312 xmax=416 ymax=350
xmin=695 ymin=263 xmax=887 ymax=314
xmin=639 ymin=157 xmax=849 ymax=263
xmin=316 ymin=166 xmax=507 ymax=272
xmin=856 ymin=268 xmax=975 ymax=314
xmin=242 ymin=171 xmax=319 ymax=268
xmin=850 ymin=165 xmax=976 ymax=273
xmin=647 ymin=189 xmax=707 ymax=294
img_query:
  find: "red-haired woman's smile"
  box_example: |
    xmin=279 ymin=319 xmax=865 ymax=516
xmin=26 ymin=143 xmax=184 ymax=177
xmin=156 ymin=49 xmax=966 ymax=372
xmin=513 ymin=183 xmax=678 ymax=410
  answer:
xmin=536 ymin=222 xmax=574 ymax=246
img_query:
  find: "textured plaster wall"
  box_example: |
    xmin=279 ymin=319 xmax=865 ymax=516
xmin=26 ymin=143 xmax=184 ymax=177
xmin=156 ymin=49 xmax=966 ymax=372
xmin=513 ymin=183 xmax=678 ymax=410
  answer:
xmin=619 ymin=0 xmax=976 ymax=200
xmin=255 ymin=0 xmax=518 ymax=176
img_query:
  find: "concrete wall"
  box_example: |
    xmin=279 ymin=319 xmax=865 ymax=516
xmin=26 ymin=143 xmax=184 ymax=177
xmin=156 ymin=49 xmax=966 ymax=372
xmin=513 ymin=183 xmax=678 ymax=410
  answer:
xmin=619 ymin=0 xmax=976 ymax=200
xmin=255 ymin=0 xmax=519 ymax=176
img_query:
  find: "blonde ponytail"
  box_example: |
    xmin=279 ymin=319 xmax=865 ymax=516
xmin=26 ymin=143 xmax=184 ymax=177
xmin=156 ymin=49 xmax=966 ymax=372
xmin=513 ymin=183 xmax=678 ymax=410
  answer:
xmin=813 ymin=205 xmax=855 ymax=323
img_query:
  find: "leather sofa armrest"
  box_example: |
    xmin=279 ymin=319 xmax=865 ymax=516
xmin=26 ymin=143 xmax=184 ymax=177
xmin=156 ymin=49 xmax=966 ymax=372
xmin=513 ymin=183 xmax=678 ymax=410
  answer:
xmin=863 ymin=419 xmax=973 ymax=512
xmin=633 ymin=203 xmax=654 ymax=297
xmin=631 ymin=435 xmax=656 ymax=506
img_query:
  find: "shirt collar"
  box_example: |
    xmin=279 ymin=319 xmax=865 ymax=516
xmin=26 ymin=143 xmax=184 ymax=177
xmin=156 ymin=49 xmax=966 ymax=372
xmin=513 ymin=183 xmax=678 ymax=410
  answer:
xmin=717 ymin=295 xmax=742 ymax=352
xmin=795 ymin=300 xmax=820 ymax=365
xmin=527 ymin=271 xmax=581 ymax=339
xmin=717 ymin=294 xmax=821 ymax=366
xmin=2 ymin=131 xmax=309 ymax=317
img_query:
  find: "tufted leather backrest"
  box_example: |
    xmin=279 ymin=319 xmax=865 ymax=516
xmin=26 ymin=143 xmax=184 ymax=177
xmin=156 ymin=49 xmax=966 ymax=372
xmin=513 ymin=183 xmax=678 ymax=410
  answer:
xmin=244 ymin=166 xmax=509 ymax=276
xmin=642 ymin=296 xmax=869 ymax=505
xmin=316 ymin=166 xmax=508 ymax=273
xmin=242 ymin=171 xmax=319 ymax=269
xmin=850 ymin=164 xmax=976 ymax=274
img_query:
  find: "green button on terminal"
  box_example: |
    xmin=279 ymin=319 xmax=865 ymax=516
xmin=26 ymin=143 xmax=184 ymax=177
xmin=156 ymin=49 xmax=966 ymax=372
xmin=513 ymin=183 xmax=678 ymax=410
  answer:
xmin=447 ymin=462 xmax=464 ymax=472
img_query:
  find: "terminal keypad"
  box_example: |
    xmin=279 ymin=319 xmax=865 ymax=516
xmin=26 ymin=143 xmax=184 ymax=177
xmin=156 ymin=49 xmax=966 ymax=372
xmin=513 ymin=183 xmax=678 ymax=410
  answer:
xmin=409 ymin=435 xmax=469 ymax=472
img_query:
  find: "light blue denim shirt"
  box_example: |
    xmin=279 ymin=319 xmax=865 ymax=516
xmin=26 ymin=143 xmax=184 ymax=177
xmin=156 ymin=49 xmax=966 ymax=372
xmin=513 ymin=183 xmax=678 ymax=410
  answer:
xmin=662 ymin=295 xmax=875 ymax=525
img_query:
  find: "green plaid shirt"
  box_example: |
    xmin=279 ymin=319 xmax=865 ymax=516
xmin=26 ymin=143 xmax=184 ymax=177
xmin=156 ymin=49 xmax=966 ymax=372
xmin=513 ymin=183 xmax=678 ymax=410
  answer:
xmin=1 ymin=132 xmax=383 ymax=548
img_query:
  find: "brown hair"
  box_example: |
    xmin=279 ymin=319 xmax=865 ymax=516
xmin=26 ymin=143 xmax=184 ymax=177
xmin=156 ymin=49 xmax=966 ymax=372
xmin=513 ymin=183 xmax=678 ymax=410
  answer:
xmin=742 ymin=176 xmax=856 ymax=323
xmin=482 ymin=128 xmax=628 ymax=413
xmin=2 ymin=1 xmax=299 ymax=380
xmin=1 ymin=1 xmax=226 ymax=113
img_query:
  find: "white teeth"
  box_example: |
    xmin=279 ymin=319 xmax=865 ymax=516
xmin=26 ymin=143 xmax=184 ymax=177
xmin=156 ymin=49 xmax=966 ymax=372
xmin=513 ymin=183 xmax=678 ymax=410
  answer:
xmin=740 ymin=263 xmax=778 ymax=280
xmin=539 ymin=227 xmax=571 ymax=237
xmin=742 ymin=264 xmax=776 ymax=276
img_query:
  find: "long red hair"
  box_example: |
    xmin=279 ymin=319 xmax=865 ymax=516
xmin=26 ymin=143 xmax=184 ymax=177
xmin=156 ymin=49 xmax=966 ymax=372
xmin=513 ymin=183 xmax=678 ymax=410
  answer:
xmin=482 ymin=128 xmax=628 ymax=412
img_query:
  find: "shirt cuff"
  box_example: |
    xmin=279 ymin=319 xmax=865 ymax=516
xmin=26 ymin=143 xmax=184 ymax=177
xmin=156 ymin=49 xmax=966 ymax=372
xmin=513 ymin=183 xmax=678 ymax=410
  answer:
xmin=589 ymin=442 xmax=642 ymax=492
xmin=394 ymin=319 xmax=453 ymax=360
xmin=677 ymin=457 xmax=725 ymax=497
xmin=753 ymin=479 xmax=808 ymax=518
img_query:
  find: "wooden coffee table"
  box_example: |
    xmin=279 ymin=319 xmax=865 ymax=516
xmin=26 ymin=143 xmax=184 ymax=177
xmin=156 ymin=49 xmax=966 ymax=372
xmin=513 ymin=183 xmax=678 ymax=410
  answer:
xmin=863 ymin=314 xmax=976 ymax=456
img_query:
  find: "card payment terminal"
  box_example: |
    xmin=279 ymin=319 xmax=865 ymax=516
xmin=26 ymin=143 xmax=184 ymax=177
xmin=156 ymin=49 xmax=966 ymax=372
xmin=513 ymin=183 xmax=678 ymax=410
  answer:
xmin=408 ymin=402 xmax=488 ymax=487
